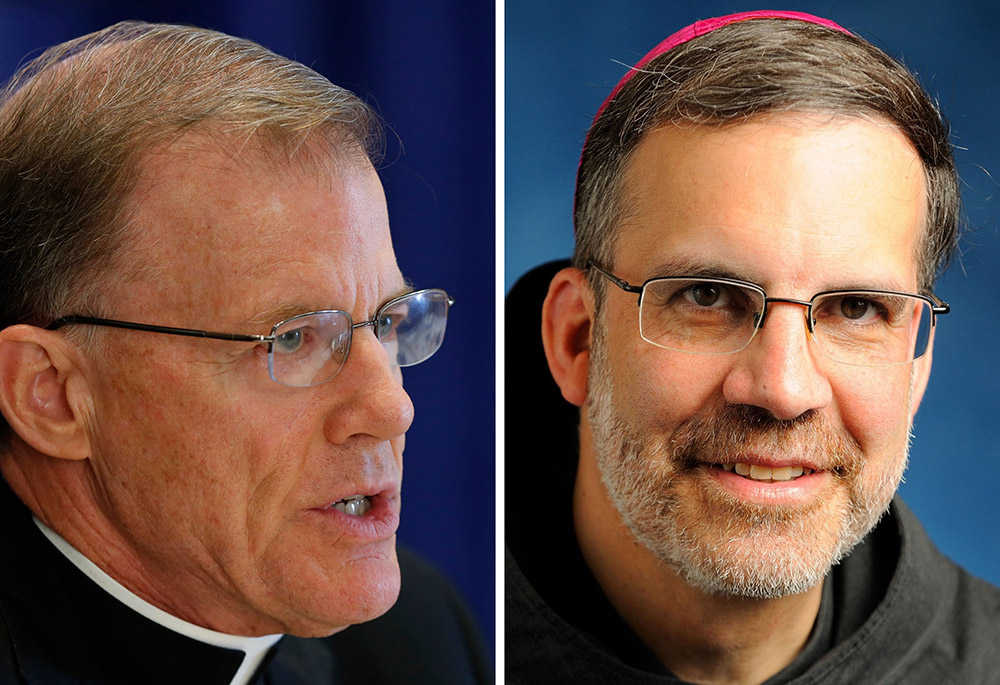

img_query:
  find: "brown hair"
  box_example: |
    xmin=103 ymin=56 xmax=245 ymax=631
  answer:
xmin=573 ymin=19 xmax=957 ymax=293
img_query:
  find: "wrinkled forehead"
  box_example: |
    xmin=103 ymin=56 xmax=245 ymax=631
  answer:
xmin=107 ymin=131 xmax=397 ymax=321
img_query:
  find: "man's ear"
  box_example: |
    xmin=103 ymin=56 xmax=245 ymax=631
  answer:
xmin=541 ymin=267 xmax=594 ymax=407
xmin=0 ymin=325 xmax=92 ymax=460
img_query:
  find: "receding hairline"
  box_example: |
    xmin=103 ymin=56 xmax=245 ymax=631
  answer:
xmin=111 ymin=123 xmax=382 ymax=278
xmin=0 ymin=20 xmax=383 ymax=323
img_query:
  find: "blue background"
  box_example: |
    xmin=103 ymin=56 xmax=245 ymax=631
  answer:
xmin=0 ymin=0 xmax=495 ymax=646
xmin=507 ymin=1 xmax=1000 ymax=587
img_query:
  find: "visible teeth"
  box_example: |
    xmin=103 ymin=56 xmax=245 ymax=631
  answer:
xmin=771 ymin=466 xmax=792 ymax=481
xmin=331 ymin=495 xmax=371 ymax=516
xmin=724 ymin=463 xmax=811 ymax=482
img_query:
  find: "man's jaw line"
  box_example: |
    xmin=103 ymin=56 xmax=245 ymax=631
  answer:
xmin=573 ymin=425 xmax=830 ymax=685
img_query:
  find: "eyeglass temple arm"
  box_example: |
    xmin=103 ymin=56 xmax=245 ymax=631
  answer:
xmin=587 ymin=260 xmax=644 ymax=303
xmin=45 ymin=315 xmax=270 ymax=343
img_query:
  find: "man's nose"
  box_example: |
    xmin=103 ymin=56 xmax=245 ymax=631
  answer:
xmin=322 ymin=328 xmax=415 ymax=445
xmin=722 ymin=302 xmax=832 ymax=421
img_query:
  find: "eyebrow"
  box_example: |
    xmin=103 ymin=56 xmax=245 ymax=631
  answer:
xmin=243 ymin=282 xmax=416 ymax=329
xmin=645 ymin=257 xmax=762 ymax=283
xmin=244 ymin=303 xmax=321 ymax=328
xmin=644 ymin=257 xmax=912 ymax=293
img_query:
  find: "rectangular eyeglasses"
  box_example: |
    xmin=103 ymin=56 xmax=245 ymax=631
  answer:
xmin=46 ymin=288 xmax=454 ymax=387
xmin=588 ymin=260 xmax=948 ymax=367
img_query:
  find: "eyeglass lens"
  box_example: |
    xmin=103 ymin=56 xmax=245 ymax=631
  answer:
xmin=638 ymin=279 xmax=932 ymax=366
xmin=268 ymin=289 xmax=451 ymax=387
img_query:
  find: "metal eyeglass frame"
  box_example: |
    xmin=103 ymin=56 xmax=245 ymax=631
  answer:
xmin=587 ymin=259 xmax=950 ymax=362
xmin=45 ymin=288 xmax=455 ymax=386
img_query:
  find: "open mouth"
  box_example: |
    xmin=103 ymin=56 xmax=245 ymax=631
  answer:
xmin=328 ymin=495 xmax=372 ymax=516
xmin=714 ymin=463 xmax=816 ymax=483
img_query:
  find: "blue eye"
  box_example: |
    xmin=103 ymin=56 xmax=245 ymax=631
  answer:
xmin=378 ymin=312 xmax=397 ymax=332
xmin=275 ymin=327 xmax=305 ymax=354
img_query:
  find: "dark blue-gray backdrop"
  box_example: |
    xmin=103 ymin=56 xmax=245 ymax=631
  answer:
xmin=507 ymin=1 xmax=1000 ymax=588
xmin=0 ymin=0 xmax=494 ymax=646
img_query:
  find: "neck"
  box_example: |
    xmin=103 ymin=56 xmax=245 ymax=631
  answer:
xmin=573 ymin=417 xmax=823 ymax=685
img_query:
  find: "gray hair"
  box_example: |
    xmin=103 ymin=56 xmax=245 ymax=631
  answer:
xmin=573 ymin=18 xmax=958 ymax=294
xmin=0 ymin=20 xmax=382 ymax=437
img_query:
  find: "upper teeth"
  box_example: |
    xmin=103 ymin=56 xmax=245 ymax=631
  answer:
xmin=721 ymin=463 xmax=813 ymax=482
xmin=331 ymin=495 xmax=371 ymax=516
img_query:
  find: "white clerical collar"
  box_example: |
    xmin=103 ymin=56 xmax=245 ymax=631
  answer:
xmin=33 ymin=516 xmax=282 ymax=685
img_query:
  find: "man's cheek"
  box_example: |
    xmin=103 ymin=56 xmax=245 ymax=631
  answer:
xmin=834 ymin=369 xmax=913 ymax=452
xmin=629 ymin=358 xmax=728 ymax=428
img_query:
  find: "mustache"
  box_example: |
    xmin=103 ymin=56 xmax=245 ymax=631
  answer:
xmin=667 ymin=404 xmax=864 ymax=478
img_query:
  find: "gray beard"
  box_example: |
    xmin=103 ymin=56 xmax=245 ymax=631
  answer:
xmin=585 ymin=325 xmax=910 ymax=599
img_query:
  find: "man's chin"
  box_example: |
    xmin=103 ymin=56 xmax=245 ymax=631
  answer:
xmin=268 ymin=542 xmax=402 ymax=637
xmin=625 ymin=486 xmax=862 ymax=600
xmin=661 ymin=531 xmax=837 ymax=599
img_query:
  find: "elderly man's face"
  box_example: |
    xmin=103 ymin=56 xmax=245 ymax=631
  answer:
xmin=80 ymin=139 xmax=412 ymax=635
xmin=587 ymin=115 xmax=931 ymax=597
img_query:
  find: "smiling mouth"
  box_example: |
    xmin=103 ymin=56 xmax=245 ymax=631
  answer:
xmin=715 ymin=463 xmax=816 ymax=483
xmin=328 ymin=495 xmax=372 ymax=516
